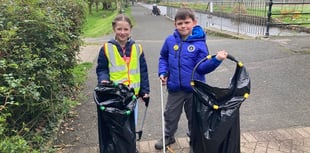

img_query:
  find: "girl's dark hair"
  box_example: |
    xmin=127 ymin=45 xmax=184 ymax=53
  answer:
xmin=112 ymin=14 xmax=133 ymax=29
xmin=174 ymin=8 xmax=195 ymax=21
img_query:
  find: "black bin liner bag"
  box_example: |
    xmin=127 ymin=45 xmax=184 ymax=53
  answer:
xmin=191 ymin=55 xmax=251 ymax=153
xmin=93 ymin=82 xmax=137 ymax=153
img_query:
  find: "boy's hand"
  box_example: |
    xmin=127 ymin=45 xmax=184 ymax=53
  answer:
xmin=215 ymin=50 xmax=228 ymax=61
xmin=160 ymin=74 xmax=167 ymax=85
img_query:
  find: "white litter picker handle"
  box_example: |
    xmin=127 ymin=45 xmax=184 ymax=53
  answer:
xmin=160 ymin=79 xmax=166 ymax=153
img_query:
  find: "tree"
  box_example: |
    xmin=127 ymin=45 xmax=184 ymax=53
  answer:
xmin=88 ymin=0 xmax=95 ymax=14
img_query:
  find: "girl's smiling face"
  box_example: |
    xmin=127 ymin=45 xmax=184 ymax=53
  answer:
xmin=113 ymin=21 xmax=131 ymax=45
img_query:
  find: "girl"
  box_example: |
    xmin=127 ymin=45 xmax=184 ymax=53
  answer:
xmin=96 ymin=14 xmax=150 ymax=153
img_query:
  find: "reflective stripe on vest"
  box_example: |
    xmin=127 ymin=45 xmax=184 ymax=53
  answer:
xmin=104 ymin=43 xmax=141 ymax=94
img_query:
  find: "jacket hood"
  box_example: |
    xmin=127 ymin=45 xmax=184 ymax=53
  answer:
xmin=173 ymin=25 xmax=206 ymax=42
xmin=108 ymin=38 xmax=135 ymax=46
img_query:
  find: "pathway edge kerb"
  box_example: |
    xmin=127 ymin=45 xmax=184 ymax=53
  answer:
xmin=136 ymin=126 xmax=310 ymax=153
xmin=204 ymin=27 xmax=258 ymax=40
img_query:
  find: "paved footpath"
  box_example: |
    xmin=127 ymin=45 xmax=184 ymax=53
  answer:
xmin=56 ymin=3 xmax=310 ymax=153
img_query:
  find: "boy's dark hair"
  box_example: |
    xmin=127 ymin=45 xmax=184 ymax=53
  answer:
xmin=112 ymin=14 xmax=133 ymax=29
xmin=174 ymin=8 xmax=195 ymax=21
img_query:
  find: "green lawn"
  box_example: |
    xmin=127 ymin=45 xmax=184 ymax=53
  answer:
xmin=82 ymin=7 xmax=134 ymax=38
xmin=82 ymin=10 xmax=118 ymax=38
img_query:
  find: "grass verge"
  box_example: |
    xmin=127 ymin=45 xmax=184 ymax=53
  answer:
xmin=82 ymin=7 xmax=134 ymax=38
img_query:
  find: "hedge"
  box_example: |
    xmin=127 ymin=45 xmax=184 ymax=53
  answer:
xmin=0 ymin=0 xmax=87 ymax=152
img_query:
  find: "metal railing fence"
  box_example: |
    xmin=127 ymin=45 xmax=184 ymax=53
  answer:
xmin=162 ymin=0 xmax=310 ymax=37
xmin=265 ymin=0 xmax=310 ymax=36
xmin=165 ymin=1 xmax=268 ymax=37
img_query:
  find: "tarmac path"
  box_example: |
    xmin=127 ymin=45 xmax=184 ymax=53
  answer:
xmin=54 ymin=4 xmax=310 ymax=153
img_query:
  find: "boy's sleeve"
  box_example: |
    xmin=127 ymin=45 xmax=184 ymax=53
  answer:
xmin=96 ymin=47 xmax=110 ymax=83
xmin=196 ymin=42 xmax=222 ymax=74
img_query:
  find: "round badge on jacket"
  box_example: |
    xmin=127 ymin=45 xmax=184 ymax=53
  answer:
xmin=173 ymin=44 xmax=179 ymax=51
xmin=187 ymin=45 xmax=195 ymax=52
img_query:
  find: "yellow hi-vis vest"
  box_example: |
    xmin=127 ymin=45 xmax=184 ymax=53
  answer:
xmin=104 ymin=42 xmax=142 ymax=95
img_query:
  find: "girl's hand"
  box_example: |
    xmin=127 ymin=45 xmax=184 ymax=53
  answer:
xmin=101 ymin=80 xmax=109 ymax=83
xmin=142 ymin=94 xmax=150 ymax=107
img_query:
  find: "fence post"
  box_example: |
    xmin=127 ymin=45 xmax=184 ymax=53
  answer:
xmin=265 ymin=0 xmax=273 ymax=37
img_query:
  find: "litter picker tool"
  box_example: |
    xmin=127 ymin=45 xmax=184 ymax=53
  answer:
xmin=136 ymin=98 xmax=148 ymax=141
xmin=160 ymin=79 xmax=166 ymax=153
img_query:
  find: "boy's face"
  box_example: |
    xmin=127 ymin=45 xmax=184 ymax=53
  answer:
xmin=174 ymin=16 xmax=197 ymax=38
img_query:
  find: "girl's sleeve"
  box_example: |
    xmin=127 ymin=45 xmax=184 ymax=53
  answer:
xmin=139 ymin=49 xmax=150 ymax=95
xmin=96 ymin=47 xmax=110 ymax=83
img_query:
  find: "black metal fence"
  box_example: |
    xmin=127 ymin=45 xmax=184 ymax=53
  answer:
xmin=265 ymin=0 xmax=310 ymax=36
xmin=163 ymin=0 xmax=310 ymax=37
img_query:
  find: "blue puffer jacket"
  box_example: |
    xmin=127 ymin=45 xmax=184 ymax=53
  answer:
xmin=158 ymin=25 xmax=222 ymax=92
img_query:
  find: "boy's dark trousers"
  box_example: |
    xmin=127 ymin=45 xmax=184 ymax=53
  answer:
xmin=164 ymin=91 xmax=193 ymax=138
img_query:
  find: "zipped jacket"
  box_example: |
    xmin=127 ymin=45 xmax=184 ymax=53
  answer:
xmin=158 ymin=25 xmax=222 ymax=92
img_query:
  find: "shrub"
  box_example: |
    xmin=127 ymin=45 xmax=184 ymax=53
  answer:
xmin=0 ymin=0 xmax=87 ymax=151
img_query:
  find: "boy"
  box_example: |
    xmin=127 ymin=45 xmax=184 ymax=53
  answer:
xmin=156 ymin=7 xmax=227 ymax=150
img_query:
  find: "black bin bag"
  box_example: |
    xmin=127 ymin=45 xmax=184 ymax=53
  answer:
xmin=190 ymin=55 xmax=251 ymax=153
xmin=93 ymin=82 xmax=137 ymax=153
